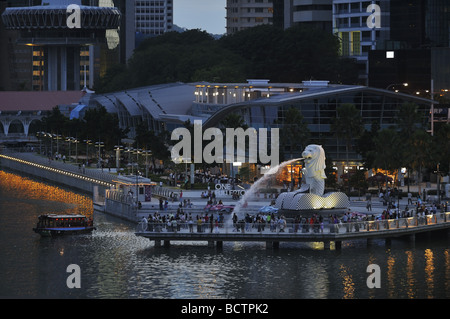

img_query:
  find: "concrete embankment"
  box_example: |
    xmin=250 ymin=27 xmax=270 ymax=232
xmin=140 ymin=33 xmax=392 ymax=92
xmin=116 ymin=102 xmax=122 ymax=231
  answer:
xmin=0 ymin=152 xmax=162 ymax=223
xmin=0 ymin=152 xmax=113 ymax=194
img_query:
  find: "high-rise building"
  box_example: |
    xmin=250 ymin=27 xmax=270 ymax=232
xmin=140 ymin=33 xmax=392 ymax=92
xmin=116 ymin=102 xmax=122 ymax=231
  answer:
xmin=1 ymin=0 xmax=121 ymax=91
xmin=226 ymin=0 xmax=274 ymax=35
xmin=0 ymin=1 xmax=41 ymax=91
xmin=369 ymin=0 xmax=450 ymax=93
xmin=332 ymin=1 xmax=390 ymax=85
xmin=273 ymin=0 xmax=333 ymax=31
xmin=135 ymin=0 xmax=173 ymax=36
xmin=388 ymin=0 xmax=450 ymax=49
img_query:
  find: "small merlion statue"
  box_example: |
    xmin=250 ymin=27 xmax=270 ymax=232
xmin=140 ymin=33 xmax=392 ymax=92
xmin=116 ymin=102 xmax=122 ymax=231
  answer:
xmin=302 ymin=144 xmax=327 ymax=196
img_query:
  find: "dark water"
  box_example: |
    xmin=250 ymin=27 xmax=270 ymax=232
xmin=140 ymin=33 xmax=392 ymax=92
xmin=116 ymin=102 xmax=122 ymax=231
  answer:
xmin=0 ymin=170 xmax=449 ymax=299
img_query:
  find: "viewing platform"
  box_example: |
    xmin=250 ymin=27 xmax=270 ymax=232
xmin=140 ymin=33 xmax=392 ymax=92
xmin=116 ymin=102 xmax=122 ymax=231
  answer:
xmin=135 ymin=213 xmax=450 ymax=250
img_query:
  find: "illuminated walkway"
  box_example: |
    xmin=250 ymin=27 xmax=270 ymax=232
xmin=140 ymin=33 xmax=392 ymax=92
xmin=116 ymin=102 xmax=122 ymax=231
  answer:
xmin=0 ymin=151 xmax=114 ymax=188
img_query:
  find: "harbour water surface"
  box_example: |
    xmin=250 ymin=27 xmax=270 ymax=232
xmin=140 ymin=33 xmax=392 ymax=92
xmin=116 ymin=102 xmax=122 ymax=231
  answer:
xmin=0 ymin=170 xmax=449 ymax=299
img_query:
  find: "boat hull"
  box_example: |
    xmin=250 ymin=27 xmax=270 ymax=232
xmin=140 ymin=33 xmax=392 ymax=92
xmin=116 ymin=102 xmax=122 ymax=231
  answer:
xmin=33 ymin=226 xmax=96 ymax=237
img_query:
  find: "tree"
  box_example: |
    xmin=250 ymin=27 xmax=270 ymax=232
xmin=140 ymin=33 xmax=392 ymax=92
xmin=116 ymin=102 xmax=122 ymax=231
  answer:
xmin=357 ymin=121 xmax=379 ymax=169
xmin=95 ymin=26 xmax=360 ymax=93
xmin=82 ymin=106 xmax=127 ymax=150
xmin=279 ymin=107 xmax=310 ymax=161
xmin=371 ymin=128 xmax=402 ymax=187
xmin=409 ymin=129 xmax=433 ymax=195
xmin=432 ymin=123 xmax=450 ymax=175
xmin=134 ymin=122 xmax=170 ymax=167
xmin=331 ymin=103 xmax=364 ymax=188
xmin=40 ymin=106 xmax=71 ymax=135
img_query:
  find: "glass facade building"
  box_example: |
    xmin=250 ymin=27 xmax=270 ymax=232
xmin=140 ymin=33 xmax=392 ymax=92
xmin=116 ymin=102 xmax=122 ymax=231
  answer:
xmin=389 ymin=0 xmax=450 ymax=49
xmin=203 ymin=83 xmax=434 ymax=164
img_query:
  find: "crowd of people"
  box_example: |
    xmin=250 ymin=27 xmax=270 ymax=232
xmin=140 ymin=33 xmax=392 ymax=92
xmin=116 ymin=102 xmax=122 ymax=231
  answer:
xmin=140 ymin=211 xmax=227 ymax=234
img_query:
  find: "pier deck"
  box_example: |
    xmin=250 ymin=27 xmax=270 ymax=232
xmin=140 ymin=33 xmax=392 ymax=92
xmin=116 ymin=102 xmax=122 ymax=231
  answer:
xmin=135 ymin=213 xmax=450 ymax=249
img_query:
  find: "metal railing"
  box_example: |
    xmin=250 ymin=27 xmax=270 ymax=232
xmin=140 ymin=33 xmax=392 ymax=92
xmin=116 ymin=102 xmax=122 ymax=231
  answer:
xmin=136 ymin=212 xmax=450 ymax=235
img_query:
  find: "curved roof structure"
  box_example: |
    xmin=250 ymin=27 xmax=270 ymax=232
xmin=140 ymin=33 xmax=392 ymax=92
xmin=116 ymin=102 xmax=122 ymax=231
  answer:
xmin=93 ymin=83 xmax=200 ymax=123
xmin=203 ymin=84 xmax=437 ymax=129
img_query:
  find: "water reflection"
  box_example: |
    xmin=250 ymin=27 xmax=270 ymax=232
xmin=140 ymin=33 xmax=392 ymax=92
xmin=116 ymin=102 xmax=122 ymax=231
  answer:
xmin=405 ymin=251 xmax=416 ymax=299
xmin=425 ymin=249 xmax=435 ymax=298
xmin=0 ymin=171 xmax=93 ymax=218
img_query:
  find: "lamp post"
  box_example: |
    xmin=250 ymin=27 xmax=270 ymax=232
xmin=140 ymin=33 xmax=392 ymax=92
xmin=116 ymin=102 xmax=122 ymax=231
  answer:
xmin=114 ymin=145 xmax=123 ymax=171
xmin=141 ymin=149 xmax=152 ymax=178
xmin=125 ymin=147 xmax=134 ymax=175
xmin=47 ymin=133 xmax=53 ymax=158
xmin=435 ymin=163 xmax=442 ymax=205
xmin=66 ymin=137 xmax=73 ymax=162
xmin=36 ymin=131 xmax=45 ymax=155
xmin=95 ymin=141 xmax=104 ymax=167
xmin=53 ymin=134 xmax=62 ymax=156
xmin=73 ymin=137 xmax=79 ymax=164
xmin=386 ymin=83 xmax=408 ymax=91
xmin=84 ymin=139 xmax=92 ymax=166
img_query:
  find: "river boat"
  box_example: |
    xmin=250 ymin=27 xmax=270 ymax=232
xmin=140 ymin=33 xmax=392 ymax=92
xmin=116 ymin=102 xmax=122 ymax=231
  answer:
xmin=33 ymin=214 xmax=95 ymax=237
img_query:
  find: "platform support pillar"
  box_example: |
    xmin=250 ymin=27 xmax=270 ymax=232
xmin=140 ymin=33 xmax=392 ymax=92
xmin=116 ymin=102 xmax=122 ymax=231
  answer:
xmin=385 ymin=238 xmax=391 ymax=247
xmin=408 ymin=234 xmax=416 ymax=247
xmin=154 ymin=240 xmax=161 ymax=247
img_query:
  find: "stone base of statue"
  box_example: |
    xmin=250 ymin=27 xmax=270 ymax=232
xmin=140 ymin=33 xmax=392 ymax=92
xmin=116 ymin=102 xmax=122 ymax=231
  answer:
xmin=274 ymin=186 xmax=349 ymax=218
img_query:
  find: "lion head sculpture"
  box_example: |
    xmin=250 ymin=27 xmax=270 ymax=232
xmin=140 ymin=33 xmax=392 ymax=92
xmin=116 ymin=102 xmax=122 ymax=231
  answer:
xmin=302 ymin=144 xmax=326 ymax=196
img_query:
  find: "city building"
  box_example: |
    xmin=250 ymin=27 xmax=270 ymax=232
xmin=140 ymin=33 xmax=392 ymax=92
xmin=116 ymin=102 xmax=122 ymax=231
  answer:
xmin=368 ymin=48 xmax=450 ymax=95
xmin=226 ymin=0 xmax=274 ymax=34
xmin=135 ymin=0 xmax=173 ymax=37
xmin=1 ymin=0 xmax=121 ymax=91
xmin=332 ymin=0 xmax=450 ymax=89
xmin=0 ymin=1 xmax=38 ymax=91
xmin=273 ymin=0 xmax=333 ymax=31
xmin=0 ymin=90 xmax=86 ymax=144
xmin=332 ymin=0 xmax=390 ymax=85
xmin=368 ymin=0 xmax=450 ymax=94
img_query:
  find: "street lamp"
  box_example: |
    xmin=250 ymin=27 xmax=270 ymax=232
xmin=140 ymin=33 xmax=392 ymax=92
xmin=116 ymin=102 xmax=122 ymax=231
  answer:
xmin=435 ymin=163 xmax=443 ymax=205
xmin=73 ymin=137 xmax=79 ymax=164
xmin=66 ymin=137 xmax=73 ymax=162
xmin=36 ymin=131 xmax=46 ymax=154
xmin=114 ymin=145 xmax=123 ymax=170
xmin=124 ymin=147 xmax=134 ymax=175
xmin=53 ymin=134 xmax=62 ymax=156
xmin=84 ymin=139 xmax=92 ymax=165
xmin=386 ymin=83 xmax=408 ymax=91
xmin=141 ymin=149 xmax=152 ymax=178
xmin=95 ymin=141 xmax=104 ymax=162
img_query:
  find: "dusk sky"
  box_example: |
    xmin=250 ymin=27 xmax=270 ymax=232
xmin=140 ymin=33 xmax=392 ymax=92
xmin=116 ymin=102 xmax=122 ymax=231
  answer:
xmin=173 ymin=0 xmax=227 ymax=35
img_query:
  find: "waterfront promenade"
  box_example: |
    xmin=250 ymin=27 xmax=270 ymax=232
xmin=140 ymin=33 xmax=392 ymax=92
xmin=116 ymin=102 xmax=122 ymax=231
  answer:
xmin=2 ymin=150 xmax=449 ymax=250
xmin=135 ymin=212 xmax=450 ymax=249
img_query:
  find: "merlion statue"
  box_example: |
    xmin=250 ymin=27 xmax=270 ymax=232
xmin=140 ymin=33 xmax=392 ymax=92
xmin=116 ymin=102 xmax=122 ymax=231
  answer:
xmin=302 ymin=144 xmax=327 ymax=196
